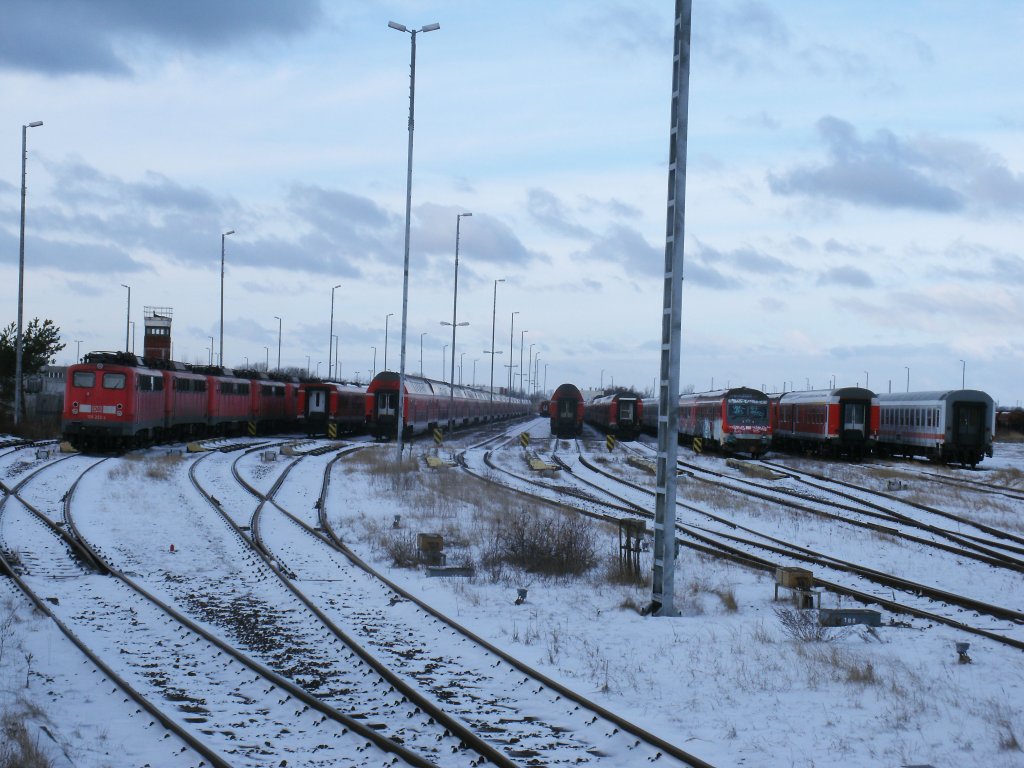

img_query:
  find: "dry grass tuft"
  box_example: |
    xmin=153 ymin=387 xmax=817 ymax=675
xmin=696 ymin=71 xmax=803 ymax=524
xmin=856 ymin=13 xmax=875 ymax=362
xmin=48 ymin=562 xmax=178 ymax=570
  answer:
xmin=714 ymin=587 xmax=739 ymax=612
xmin=0 ymin=712 xmax=54 ymax=768
xmin=107 ymin=453 xmax=184 ymax=482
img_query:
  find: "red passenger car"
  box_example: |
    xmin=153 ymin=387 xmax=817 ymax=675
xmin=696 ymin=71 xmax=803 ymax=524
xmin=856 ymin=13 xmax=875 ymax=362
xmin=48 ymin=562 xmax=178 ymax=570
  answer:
xmin=299 ymin=381 xmax=367 ymax=436
xmin=366 ymin=372 xmax=529 ymax=440
xmin=549 ymin=383 xmax=584 ymax=438
xmin=770 ymin=387 xmax=878 ymax=459
xmin=585 ymin=391 xmax=643 ymax=440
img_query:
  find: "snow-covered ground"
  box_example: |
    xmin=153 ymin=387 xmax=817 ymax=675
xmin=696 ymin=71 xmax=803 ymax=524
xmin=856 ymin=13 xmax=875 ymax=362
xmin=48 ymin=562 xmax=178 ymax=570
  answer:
xmin=2 ymin=430 xmax=1023 ymax=767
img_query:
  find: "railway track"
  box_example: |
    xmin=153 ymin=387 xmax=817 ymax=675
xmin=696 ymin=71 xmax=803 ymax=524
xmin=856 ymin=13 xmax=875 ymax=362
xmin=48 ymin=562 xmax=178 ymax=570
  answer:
xmin=62 ymin=448 xmax=459 ymax=766
xmin=0 ymin=454 xmax=228 ymax=767
xmin=220 ymin=439 xmax=713 ymax=767
xmin=470 ymin=440 xmax=1024 ymax=651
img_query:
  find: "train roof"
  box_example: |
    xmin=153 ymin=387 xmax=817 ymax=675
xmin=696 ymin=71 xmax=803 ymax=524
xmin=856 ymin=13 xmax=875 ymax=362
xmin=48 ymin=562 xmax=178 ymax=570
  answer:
xmin=588 ymin=391 xmax=642 ymax=404
xmin=682 ymin=387 xmax=768 ymax=401
xmin=301 ymin=380 xmax=366 ymax=392
xmin=81 ymin=351 xmax=148 ymax=367
xmin=551 ymin=382 xmax=583 ymax=398
xmin=876 ymin=389 xmax=994 ymax=405
xmin=774 ymin=387 xmax=875 ymax=404
xmin=368 ymin=370 xmax=527 ymax=402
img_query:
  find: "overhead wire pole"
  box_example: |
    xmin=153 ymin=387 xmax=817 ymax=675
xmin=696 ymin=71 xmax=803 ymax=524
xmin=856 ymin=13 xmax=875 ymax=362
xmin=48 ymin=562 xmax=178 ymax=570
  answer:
xmin=390 ymin=19 xmax=440 ymax=460
xmin=649 ymin=0 xmax=692 ymax=618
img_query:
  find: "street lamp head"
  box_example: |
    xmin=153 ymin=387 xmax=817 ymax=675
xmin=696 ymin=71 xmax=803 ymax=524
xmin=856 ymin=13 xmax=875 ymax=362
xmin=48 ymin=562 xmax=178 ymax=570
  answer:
xmin=333 ymin=283 xmax=341 ymax=290
xmin=223 ymin=229 xmax=235 ymax=236
xmin=27 ymin=121 xmax=43 ymax=128
xmin=459 ymin=211 xmax=472 ymax=218
xmin=421 ymin=23 xmax=440 ymax=32
xmin=388 ymin=21 xmax=408 ymax=32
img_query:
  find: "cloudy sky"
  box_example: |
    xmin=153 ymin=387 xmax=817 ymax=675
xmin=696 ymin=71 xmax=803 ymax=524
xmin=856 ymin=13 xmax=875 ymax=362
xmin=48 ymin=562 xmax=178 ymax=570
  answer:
xmin=2 ymin=1 xmax=1023 ymax=405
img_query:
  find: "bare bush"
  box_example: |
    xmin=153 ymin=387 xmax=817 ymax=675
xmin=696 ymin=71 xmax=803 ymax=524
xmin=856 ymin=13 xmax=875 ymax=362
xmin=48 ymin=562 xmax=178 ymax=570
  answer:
xmin=381 ymin=532 xmax=419 ymax=568
xmin=774 ymin=607 xmax=850 ymax=643
xmin=480 ymin=507 xmax=596 ymax=578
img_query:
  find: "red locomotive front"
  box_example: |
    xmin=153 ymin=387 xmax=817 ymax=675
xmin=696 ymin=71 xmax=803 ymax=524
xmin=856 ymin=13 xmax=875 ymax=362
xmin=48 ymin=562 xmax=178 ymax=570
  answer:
xmin=62 ymin=352 xmax=165 ymax=450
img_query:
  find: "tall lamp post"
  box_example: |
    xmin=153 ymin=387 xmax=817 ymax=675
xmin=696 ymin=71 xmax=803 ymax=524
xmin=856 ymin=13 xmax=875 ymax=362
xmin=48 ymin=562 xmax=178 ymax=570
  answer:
xmin=508 ymin=310 xmax=519 ymax=393
xmin=74 ymin=340 xmax=82 ymax=363
xmin=208 ymin=336 xmax=214 ymax=366
xmin=120 ymin=284 xmax=131 ymax=353
xmin=905 ymin=366 xmax=910 ymax=393
xmin=219 ymin=229 xmax=235 ymax=368
xmin=519 ymin=329 xmax=529 ymax=393
xmin=14 ymin=120 xmax=43 ymax=426
xmin=384 ymin=312 xmax=394 ymax=371
xmin=273 ymin=316 xmax=282 ymax=370
xmin=489 ymin=278 xmax=505 ymax=403
xmin=371 ymin=346 xmax=377 ymax=378
xmin=419 ymin=332 xmax=427 ymax=376
xmin=264 ymin=346 xmax=269 ymax=370
xmin=528 ymin=343 xmax=535 ymax=396
xmin=389 ymin=18 xmax=440 ymax=458
xmin=329 ymin=283 xmax=341 ymax=379
xmin=442 ymin=211 xmax=472 ymax=431
xmin=960 ymin=359 xmax=966 ymax=389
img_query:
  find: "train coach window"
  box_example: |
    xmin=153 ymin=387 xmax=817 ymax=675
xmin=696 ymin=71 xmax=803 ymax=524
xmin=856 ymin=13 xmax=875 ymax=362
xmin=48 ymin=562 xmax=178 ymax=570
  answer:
xmin=103 ymin=373 xmax=126 ymax=389
xmin=238 ymin=383 xmax=250 ymax=396
xmin=73 ymin=371 xmax=96 ymax=388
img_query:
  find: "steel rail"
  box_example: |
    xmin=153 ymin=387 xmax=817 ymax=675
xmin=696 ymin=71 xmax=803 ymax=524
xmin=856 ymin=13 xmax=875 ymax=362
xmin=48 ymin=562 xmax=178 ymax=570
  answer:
xmin=0 ymin=455 xmax=231 ymax=768
xmin=203 ymin=444 xmax=505 ymax=767
xmin=479 ymin=443 xmax=1024 ymax=652
xmin=67 ymin=452 xmax=440 ymax=768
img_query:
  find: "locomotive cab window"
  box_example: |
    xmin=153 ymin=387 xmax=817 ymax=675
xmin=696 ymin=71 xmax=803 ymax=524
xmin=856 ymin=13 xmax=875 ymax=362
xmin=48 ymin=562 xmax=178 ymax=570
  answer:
xmin=73 ymin=371 xmax=96 ymax=388
xmin=103 ymin=373 xmax=126 ymax=389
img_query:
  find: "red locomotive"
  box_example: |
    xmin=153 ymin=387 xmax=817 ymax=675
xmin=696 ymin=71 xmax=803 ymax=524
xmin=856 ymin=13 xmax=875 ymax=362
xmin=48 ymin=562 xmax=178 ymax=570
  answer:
xmin=62 ymin=352 xmax=302 ymax=450
xmin=549 ymin=383 xmax=584 ymax=438
xmin=584 ymin=391 xmax=643 ymax=440
xmin=770 ymin=387 xmax=878 ymax=459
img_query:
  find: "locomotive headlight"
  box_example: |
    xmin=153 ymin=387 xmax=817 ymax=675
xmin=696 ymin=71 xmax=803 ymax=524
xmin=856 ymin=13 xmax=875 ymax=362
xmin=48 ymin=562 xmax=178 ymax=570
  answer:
xmin=116 ymin=404 xmax=123 ymax=414
xmin=72 ymin=401 xmax=79 ymax=415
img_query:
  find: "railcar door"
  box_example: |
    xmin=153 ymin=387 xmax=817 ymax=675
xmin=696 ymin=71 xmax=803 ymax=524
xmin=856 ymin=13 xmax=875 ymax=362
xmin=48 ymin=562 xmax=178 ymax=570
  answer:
xmin=307 ymin=388 xmax=327 ymax=418
xmin=376 ymin=391 xmax=397 ymax=420
xmin=953 ymin=402 xmax=985 ymax=449
xmin=841 ymin=403 xmax=867 ymax=436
